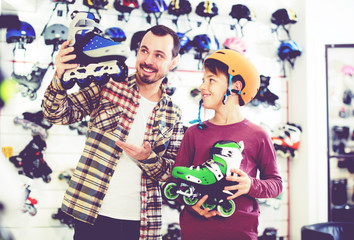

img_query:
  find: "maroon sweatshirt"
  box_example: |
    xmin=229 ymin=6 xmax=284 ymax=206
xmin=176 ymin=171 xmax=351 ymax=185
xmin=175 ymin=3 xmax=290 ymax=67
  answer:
xmin=174 ymin=119 xmax=283 ymax=240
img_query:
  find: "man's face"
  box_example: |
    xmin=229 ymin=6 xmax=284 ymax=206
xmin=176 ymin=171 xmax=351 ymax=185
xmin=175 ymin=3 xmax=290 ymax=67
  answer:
xmin=135 ymin=31 xmax=178 ymax=85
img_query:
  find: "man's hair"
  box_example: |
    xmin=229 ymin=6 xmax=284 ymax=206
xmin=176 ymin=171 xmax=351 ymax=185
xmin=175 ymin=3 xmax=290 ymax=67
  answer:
xmin=142 ymin=25 xmax=180 ymax=58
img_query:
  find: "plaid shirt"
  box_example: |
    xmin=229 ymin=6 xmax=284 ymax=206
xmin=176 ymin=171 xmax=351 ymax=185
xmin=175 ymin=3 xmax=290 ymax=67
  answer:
xmin=42 ymin=74 xmax=184 ymax=240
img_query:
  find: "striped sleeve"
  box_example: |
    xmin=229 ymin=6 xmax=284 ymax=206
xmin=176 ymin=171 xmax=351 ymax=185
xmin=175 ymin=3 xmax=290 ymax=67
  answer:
xmin=42 ymin=75 xmax=102 ymax=125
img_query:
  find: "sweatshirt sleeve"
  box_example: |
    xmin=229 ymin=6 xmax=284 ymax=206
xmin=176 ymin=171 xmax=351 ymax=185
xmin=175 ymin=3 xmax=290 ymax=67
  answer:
xmin=247 ymin=131 xmax=283 ymax=199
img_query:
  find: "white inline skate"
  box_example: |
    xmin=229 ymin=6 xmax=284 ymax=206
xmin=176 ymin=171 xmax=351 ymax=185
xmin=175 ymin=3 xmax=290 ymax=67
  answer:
xmin=61 ymin=11 xmax=131 ymax=89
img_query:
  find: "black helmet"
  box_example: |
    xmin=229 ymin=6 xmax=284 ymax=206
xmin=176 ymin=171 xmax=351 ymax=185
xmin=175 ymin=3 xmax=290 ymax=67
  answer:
xmin=229 ymin=4 xmax=255 ymax=22
xmin=130 ymin=30 xmax=146 ymax=54
xmin=271 ymin=8 xmax=297 ymax=26
xmin=195 ymin=1 xmax=218 ymax=20
xmin=168 ymin=0 xmax=192 ymax=17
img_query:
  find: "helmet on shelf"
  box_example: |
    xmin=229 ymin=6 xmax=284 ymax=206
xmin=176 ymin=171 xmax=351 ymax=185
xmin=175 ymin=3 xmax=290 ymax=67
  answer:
xmin=177 ymin=32 xmax=193 ymax=55
xmin=193 ymin=34 xmax=219 ymax=54
xmin=195 ymin=1 xmax=218 ymax=19
xmin=142 ymin=0 xmax=167 ymax=13
xmin=168 ymin=0 xmax=192 ymax=17
xmin=277 ymin=40 xmax=302 ymax=68
xmin=6 ymin=21 xmax=36 ymax=44
xmin=271 ymin=8 xmax=297 ymax=26
xmin=114 ymin=0 xmax=139 ymax=13
xmin=229 ymin=4 xmax=255 ymax=22
xmin=83 ymin=0 xmax=109 ymax=10
xmin=104 ymin=27 xmax=127 ymax=42
xmin=341 ymin=65 xmax=354 ymax=77
xmin=44 ymin=24 xmax=68 ymax=45
xmin=204 ymin=49 xmax=260 ymax=106
xmin=142 ymin=0 xmax=167 ymax=24
xmin=223 ymin=37 xmax=247 ymax=55
xmin=130 ymin=30 xmax=146 ymax=53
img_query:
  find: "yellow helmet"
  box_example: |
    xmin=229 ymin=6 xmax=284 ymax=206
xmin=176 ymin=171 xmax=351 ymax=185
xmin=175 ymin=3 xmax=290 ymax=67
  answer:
xmin=204 ymin=49 xmax=260 ymax=105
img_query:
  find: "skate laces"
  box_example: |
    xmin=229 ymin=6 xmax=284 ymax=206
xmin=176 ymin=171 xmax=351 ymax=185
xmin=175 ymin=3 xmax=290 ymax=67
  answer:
xmin=188 ymin=159 xmax=224 ymax=181
xmin=189 ymin=159 xmax=222 ymax=171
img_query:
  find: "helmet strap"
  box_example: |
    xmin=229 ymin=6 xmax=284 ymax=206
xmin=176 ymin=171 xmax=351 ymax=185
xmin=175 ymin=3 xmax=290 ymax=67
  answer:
xmin=189 ymin=99 xmax=207 ymax=129
xmin=222 ymin=74 xmax=233 ymax=104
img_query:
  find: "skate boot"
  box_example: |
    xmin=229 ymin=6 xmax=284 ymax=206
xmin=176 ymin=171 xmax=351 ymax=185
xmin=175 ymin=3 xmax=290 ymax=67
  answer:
xmin=61 ymin=11 xmax=131 ymax=89
xmin=162 ymin=140 xmax=244 ymax=217
xmin=68 ymin=118 xmax=88 ymax=135
xmin=9 ymin=135 xmax=52 ymax=183
xmin=250 ymin=75 xmax=280 ymax=110
xmin=12 ymin=62 xmax=48 ymax=100
xmin=331 ymin=126 xmax=350 ymax=154
xmin=271 ymin=122 xmax=302 ymax=158
xmin=52 ymin=208 xmax=75 ymax=228
xmin=22 ymin=185 xmax=38 ymax=216
xmin=14 ymin=110 xmax=52 ymax=139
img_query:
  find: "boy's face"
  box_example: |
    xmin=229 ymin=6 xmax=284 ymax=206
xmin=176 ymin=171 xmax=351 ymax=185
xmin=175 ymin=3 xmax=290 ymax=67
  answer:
xmin=200 ymin=68 xmax=228 ymax=109
xmin=136 ymin=31 xmax=178 ymax=85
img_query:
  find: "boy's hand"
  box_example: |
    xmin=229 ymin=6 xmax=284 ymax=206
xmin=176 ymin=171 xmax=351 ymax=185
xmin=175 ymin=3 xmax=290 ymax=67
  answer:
xmin=191 ymin=195 xmax=220 ymax=218
xmin=115 ymin=140 xmax=151 ymax=161
xmin=224 ymin=168 xmax=251 ymax=200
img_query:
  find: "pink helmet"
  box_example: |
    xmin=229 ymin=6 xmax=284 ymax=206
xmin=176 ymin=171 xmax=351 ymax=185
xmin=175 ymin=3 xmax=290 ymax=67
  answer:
xmin=341 ymin=65 xmax=354 ymax=76
xmin=223 ymin=37 xmax=247 ymax=55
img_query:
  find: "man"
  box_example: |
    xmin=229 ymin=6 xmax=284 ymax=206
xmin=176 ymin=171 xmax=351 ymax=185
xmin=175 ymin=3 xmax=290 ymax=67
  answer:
xmin=42 ymin=25 xmax=184 ymax=240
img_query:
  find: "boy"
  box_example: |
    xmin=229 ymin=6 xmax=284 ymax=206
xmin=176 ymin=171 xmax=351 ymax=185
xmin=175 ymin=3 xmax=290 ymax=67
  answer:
xmin=174 ymin=49 xmax=283 ymax=240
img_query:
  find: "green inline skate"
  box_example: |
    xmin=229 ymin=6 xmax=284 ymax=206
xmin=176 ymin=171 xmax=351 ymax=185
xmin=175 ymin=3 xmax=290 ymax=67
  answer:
xmin=162 ymin=140 xmax=244 ymax=217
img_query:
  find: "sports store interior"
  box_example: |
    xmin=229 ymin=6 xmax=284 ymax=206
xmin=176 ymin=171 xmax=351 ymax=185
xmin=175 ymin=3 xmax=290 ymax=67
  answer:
xmin=0 ymin=0 xmax=354 ymax=239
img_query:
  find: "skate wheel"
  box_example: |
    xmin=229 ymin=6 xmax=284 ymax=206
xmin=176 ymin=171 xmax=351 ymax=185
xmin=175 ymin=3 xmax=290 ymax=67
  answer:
xmin=261 ymin=102 xmax=270 ymax=108
xmin=29 ymin=92 xmax=37 ymax=100
xmin=77 ymin=76 xmax=93 ymax=88
xmin=251 ymin=99 xmax=260 ymax=107
xmin=183 ymin=188 xmax=199 ymax=206
xmin=217 ymin=200 xmax=235 ymax=217
xmin=94 ymin=73 xmax=110 ymax=86
xmin=202 ymin=197 xmax=217 ymax=211
xmin=112 ymin=63 xmax=128 ymax=82
xmin=43 ymin=175 xmax=51 ymax=183
xmin=61 ymin=78 xmax=76 ymax=90
xmin=162 ymin=182 xmax=179 ymax=201
xmin=272 ymin=103 xmax=281 ymax=111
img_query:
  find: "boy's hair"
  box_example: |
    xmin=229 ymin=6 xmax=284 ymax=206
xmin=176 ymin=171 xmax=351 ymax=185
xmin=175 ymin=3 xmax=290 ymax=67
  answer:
xmin=204 ymin=58 xmax=246 ymax=105
xmin=141 ymin=25 xmax=181 ymax=58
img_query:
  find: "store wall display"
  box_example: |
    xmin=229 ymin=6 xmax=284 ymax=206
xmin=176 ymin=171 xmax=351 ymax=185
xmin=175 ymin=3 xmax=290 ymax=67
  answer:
xmin=0 ymin=0 xmax=303 ymax=239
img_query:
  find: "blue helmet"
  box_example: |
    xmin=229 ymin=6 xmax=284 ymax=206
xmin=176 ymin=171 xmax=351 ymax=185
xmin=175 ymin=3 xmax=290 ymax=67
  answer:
xmin=105 ymin=27 xmax=127 ymax=42
xmin=193 ymin=34 xmax=219 ymax=54
xmin=6 ymin=21 xmax=36 ymax=44
xmin=142 ymin=0 xmax=167 ymax=13
xmin=177 ymin=32 xmax=192 ymax=55
xmin=277 ymin=40 xmax=302 ymax=67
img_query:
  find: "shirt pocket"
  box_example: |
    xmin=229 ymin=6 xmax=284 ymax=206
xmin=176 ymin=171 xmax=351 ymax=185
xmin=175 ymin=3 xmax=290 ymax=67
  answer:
xmin=153 ymin=126 xmax=174 ymax=154
xmin=92 ymin=99 xmax=123 ymax=132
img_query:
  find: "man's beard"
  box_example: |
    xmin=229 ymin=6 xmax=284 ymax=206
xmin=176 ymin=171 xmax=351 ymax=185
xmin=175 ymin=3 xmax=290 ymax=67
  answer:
xmin=138 ymin=64 xmax=162 ymax=84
